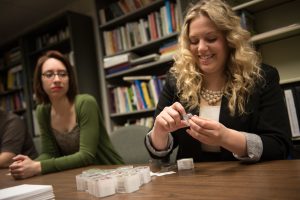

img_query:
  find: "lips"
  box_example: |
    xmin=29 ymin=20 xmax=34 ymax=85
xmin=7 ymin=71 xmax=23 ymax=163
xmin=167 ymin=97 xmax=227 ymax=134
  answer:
xmin=199 ymin=54 xmax=214 ymax=65
xmin=51 ymin=86 xmax=63 ymax=91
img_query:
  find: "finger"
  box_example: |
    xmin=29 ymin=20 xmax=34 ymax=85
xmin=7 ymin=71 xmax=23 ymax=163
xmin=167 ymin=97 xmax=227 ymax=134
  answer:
xmin=186 ymin=128 xmax=208 ymax=143
xmin=161 ymin=106 xmax=181 ymax=126
xmin=190 ymin=116 xmax=215 ymax=130
xmin=12 ymin=154 xmax=27 ymax=161
xmin=171 ymin=102 xmax=187 ymax=117
xmin=188 ymin=119 xmax=212 ymax=137
xmin=9 ymin=163 xmax=19 ymax=170
xmin=155 ymin=114 xmax=169 ymax=127
xmin=9 ymin=164 xmax=22 ymax=172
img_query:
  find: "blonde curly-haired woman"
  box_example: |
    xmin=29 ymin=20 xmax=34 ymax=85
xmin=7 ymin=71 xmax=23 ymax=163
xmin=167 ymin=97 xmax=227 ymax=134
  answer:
xmin=146 ymin=0 xmax=291 ymax=162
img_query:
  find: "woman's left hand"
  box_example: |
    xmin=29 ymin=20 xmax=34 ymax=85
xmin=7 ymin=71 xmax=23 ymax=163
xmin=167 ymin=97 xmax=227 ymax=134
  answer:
xmin=9 ymin=155 xmax=41 ymax=179
xmin=186 ymin=115 xmax=228 ymax=146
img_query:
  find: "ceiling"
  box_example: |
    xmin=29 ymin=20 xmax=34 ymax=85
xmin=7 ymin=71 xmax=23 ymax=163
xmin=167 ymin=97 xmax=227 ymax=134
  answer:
xmin=0 ymin=0 xmax=78 ymax=45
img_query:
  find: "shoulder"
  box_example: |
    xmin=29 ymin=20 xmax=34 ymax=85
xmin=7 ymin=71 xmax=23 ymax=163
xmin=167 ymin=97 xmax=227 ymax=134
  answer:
xmin=260 ymin=63 xmax=280 ymax=82
xmin=165 ymin=71 xmax=177 ymax=90
xmin=75 ymin=94 xmax=99 ymax=110
xmin=36 ymin=104 xmax=51 ymax=114
xmin=36 ymin=104 xmax=51 ymax=119
xmin=0 ymin=110 xmax=24 ymax=129
xmin=255 ymin=63 xmax=281 ymax=94
xmin=6 ymin=112 xmax=22 ymax=124
xmin=75 ymin=94 xmax=97 ymax=104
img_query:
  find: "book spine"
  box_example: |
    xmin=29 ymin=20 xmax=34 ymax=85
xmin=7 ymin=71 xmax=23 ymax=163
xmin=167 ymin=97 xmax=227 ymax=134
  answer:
xmin=134 ymin=80 xmax=147 ymax=109
xmin=284 ymin=89 xmax=300 ymax=137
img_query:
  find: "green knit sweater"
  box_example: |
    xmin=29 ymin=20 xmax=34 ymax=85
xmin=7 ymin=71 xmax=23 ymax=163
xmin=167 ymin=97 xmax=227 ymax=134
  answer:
xmin=35 ymin=94 xmax=123 ymax=174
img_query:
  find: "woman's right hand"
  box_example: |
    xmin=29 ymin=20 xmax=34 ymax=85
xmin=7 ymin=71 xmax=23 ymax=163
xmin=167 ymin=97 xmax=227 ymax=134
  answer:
xmin=150 ymin=102 xmax=188 ymax=150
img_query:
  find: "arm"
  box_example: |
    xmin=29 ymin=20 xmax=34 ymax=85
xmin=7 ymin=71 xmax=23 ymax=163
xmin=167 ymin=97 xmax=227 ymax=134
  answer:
xmin=254 ymin=65 xmax=292 ymax=160
xmin=0 ymin=152 xmax=15 ymax=168
xmin=9 ymin=106 xmax=58 ymax=179
xmin=145 ymin=73 xmax=187 ymax=157
xmin=0 ymin=114 xmax=26 ymax=168
xmin=40 ymin=95 xmax=102 ymax=174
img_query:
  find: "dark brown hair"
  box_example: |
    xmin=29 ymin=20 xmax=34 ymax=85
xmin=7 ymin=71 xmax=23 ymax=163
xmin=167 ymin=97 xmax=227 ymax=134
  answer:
xmin=33 ymin=50 xmax=78 ymax=104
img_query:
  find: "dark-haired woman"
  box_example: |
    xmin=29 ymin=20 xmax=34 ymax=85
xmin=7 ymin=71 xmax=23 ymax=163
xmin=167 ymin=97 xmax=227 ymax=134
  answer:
xmin=10 ymin=50 xmax=123 ymax=179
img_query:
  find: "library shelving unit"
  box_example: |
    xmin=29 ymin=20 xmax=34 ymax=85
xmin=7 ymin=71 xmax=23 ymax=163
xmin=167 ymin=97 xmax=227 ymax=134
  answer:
xmin=232 ymin=0 xmax=300 ymax=156
xmin=231 ymin=0 xmax=300 ymax=84
xmin=21 ymin=11 xmax=100 ymax=136
xmin=96 ymin=0 xmax=184 ymax=131
xmin=97 ymin=0 xmax=300 ymax=133
xmin=0 ymin=39 xmax=32 ymax=134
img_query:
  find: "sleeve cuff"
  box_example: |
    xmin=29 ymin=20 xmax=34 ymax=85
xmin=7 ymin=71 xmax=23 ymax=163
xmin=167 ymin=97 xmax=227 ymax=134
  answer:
xmin=145 ymin=130 xmax=173 ymax=157
xmin=233 ymin=132 xmax=263 ymax=162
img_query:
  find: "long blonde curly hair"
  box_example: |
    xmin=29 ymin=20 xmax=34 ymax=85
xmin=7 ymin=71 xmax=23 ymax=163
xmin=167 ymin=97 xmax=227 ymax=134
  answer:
xmin=170 ymin=0 xmax=262 ymax=116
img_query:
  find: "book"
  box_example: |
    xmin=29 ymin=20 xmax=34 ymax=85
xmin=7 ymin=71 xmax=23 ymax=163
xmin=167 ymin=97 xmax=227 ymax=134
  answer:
xmin=134 ymin=80 xmax=147 ymax=109
xmin=130 ymin=53 xmax=159 ymax=66
xmin=98 ymin=8 xmax=106 ymax=24
xmin=284 ymin=89 xmax=300 ymax=137
xmin=239 ymin=10 xmax=255 ymax=35
xmin=123 ymin=75 xmax=152 ymax=81
xmin=105 ymin=64 xmax=130 ymax=75
xmin=0 ymin=184 xmax=54 ymax=200
xmin=292 ymin=86 xmax=300 ymax=129
xmin=103 ymin=52 xmax=139 ymax=68
xmin=164 ymin=0 xmax=173 ymax=33
xmin=141 ymin=81 xmax=153 ymax=108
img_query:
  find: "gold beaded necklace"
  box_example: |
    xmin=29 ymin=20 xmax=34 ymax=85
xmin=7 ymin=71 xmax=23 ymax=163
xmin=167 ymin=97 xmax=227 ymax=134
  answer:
xmin=200 ymin=87 xmax=223 ymax=105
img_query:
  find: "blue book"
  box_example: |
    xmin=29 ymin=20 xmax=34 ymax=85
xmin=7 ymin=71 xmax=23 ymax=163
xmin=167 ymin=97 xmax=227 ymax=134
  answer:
xmin=164 ymin=0 xmax=173 ymax=33
xmin=134 ymin=80 xmax=147 ymax=109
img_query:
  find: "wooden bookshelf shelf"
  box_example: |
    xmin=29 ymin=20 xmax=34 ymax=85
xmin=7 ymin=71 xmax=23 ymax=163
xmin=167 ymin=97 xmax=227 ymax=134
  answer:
xmin=251 ymin=23 xmax=300 ymax=45
xmin=106 ymin=54 xmax=174 ymax=79
xmin=111 ymin=108 xmax=156 ymax=118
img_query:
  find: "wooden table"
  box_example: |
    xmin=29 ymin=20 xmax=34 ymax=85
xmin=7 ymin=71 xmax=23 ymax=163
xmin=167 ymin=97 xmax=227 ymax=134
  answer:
xmin=1 ymin=160 xmax=300 ymax=200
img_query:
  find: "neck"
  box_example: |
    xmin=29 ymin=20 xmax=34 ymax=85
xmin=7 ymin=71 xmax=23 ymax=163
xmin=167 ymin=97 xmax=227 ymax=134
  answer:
xmin=203 ymin=73 xmax=226 ymax=91
xmin=51 ymin=97 xmax=72 ymax=115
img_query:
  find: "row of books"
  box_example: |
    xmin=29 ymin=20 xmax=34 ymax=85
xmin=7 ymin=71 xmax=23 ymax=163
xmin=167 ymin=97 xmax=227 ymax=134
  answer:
xmin=109 ymin=76 xmax=165 ymax=114
xmin=104 ymin=52 xmax=161 ymax=75
xmin=0 ymin=47 xmax=22 ymax=68
xmin=0 ymin=64 xmax=23 ymax=92
xmin=159 ymin=39 xmax=177 ymax=58
xmin=283 ymin=85 xmax=300 ymax=138
xmin=98 ymin=0 xmax=156 ymax=24
xmin=102 ymin=0 xmax=179 ymax=56
xmin=35 ymin=26 xmax=70 ymax=51
xmin=0 ymin=90 xmax=26 ymax=112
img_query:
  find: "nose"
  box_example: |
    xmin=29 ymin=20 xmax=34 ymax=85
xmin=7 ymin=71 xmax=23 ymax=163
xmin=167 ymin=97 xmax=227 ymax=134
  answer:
xmin=53 ymin=74 xmax=62 ymax=81
xmin=198 ymin=40 xmax=208 ymax=52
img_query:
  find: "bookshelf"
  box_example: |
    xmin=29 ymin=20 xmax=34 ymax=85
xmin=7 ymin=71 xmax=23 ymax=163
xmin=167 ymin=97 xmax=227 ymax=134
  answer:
xmin=235 ymin=0 xmax=300 ymax=145
xmin=96 ymin=0 xmax=182 ymax=131
xmin=0 ymin=39 xmax=32 ymax=134
xmin=97 ymin=0 xmax=300 ymax=133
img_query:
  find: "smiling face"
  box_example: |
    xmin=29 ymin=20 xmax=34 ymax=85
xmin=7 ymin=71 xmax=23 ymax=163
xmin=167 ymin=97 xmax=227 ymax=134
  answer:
xmin=41 ymin=58 xmax=69 ymax=101
xmin=189 ymin=15 xmax=229 ymax=78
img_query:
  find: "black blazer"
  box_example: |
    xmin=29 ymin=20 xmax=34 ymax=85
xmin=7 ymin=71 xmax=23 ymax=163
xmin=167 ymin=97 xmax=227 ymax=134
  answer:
xmin=147 ymin=64 xmax=292 ymax=162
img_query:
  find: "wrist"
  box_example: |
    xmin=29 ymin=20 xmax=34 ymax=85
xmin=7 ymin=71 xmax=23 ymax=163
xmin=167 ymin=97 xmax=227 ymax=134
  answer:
xmin=222 ymin=128 xmax=247 ymax=156
xmin=34 ymin=161 xmax=42 ymax=175
xmin=150 ymin=129 xmax=169 ymax=150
